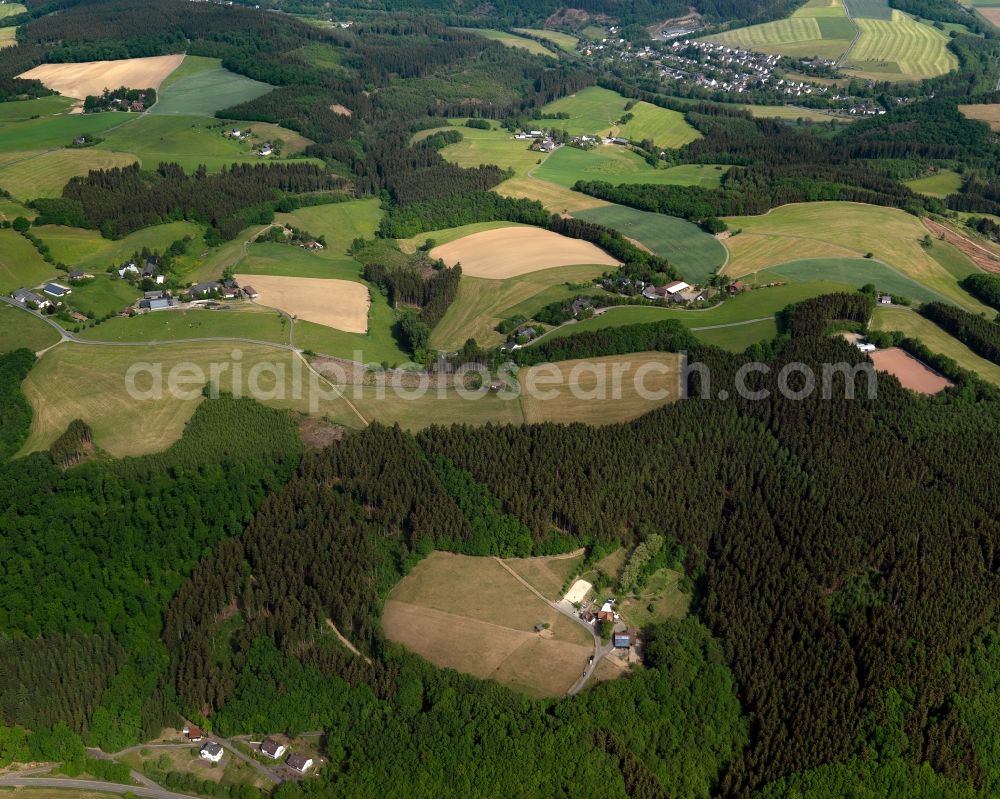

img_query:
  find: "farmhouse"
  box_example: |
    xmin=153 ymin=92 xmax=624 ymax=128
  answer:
xmin=879 ymin=295 xmax=893 ymax=305
xmin=286 ymin=753 xmax=314 ymax=774
xmin=188 ymin=282 xmax=221 ymax=297
xmin=68 ymin=270 xmax=92 ymax=281
xmin=598 ymin=601 xmax=615 ymax=622
xmin=260 ymin=738 xmax=286 ymax=759
xmin=183 ymin=724 xmax=203 ymax=742
xmin=242 ymin=284 xmax=259 ymax=299
xmin=43 ymin=282 xmax=72 ymax=298
xmin=10 ymin=288 xmax=50 ymax=308
xmin=200 ymin=741 xmax=224 ymax=762
xmin=118 ymin=262 xmax=139 ymax=278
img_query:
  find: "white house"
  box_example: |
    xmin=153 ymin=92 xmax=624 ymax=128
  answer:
xmin=118 ymin=262 xmax=139 ymax=278
xmin=286 ymin=753 xmax=314 ymax=774
xmin=200 ymin=742 xmax=224 ymax=763
xmin=260 ymin=739 xmax=286 ymax=760
xmin=856 ymin=342 xmax=876 ymax=353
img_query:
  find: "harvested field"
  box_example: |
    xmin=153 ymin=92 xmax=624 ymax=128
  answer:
xmin=980 ymin=7 xmax=1000 ymax=26
xmin=0 ymin=26 xmax=15 ymax=49
xmin=959 ymin=103 xmax=1000 ymax=130
xmin=870 ymin=346 xmax=953 ymax=394
xmin=237 ymin=274 xmax=369 ymax=333
xmin=923 ymin=217 xmax=1000 ymax=275
xmin=19 ymin=54 xmax=184 ymax=100
xmin=495 ymin=175 xmax=610 ymax=213
xmin=504 ymin=550 xmax=585 ymax=601
xmin=430 ymin=226 xmax=618 ymax=278
xmin=384 ymin=551 xmax=593 ymax=697
xmin=518 ymin=352 xmax=683 ymax=425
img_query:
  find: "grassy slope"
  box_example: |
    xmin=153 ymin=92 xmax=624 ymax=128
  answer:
xmin=430 ymin=264 xmax=609 ymax=350
xmin=150 ymin=62 xmax=273 ymax=116
xmin=693 ymin=318 xmax=778 ymax=351
xmin=35 ymin=221 xmax=204 ymax=271
xmin=0 ymin=304 xmax=61 ymax=353
xmin=0 ymin=112 xmax=129 ymax=151
xmin=762 ymin=257 xmax=954 ymax=304
xmin=77 ymin=305 xmax=291 ymax=344
xmin=65 ymin=276 xmax=141 ymax=318
xmin=615 ymin=101 xmax=702 ymax=149
xmin=870 ymin=306 xmax=1000 ymax=385
xmin=495 ymin=175 xmax=611 ymax=213
xmin=721 ymin=202 xmax=992 ymax=313
xmin=0 ymin=229 xmax=54 ymax=292
xmin=0 ymin=149 xmax=136 ymax=200
xmin=19 ymin=342 xmax=362 ymax=456
xmin=533 ymin=146 xmax=712 ymax=188
xmin=456 ymin=28 xmax=552 ymax=57
xmin=513 ymin=28 xmax=579 ymax=52
xmin=845 ymin=11 xmax=957 ymax=81
xmin=904 ymin=170 xmax=963 ymax=198
xmin=438 ymin=126 xmax=543 ymax=176
xmin=0 ymin=95 xmax=74 ymax=122
xmin=572 ymin=205 xmax=728 ymax=283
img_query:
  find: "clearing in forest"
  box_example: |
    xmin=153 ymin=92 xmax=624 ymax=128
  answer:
xmin=517 ymin=352 xmax=683 ymax=425
xmin=383 ymin=551 xmax=594 ymax=697
xmin=18 ymin=54 xmax=185 ymax=100
xmin=236 ymin=274 xmax=370 ymax=333
xmin=0 ymin=148 xmax=136 ymax=200
xmin=869 ymin=347 xmax=953 ymax=394
xmin=429 ymin=226 xmax=618 ymax=278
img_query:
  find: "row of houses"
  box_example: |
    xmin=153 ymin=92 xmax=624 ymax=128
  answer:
xmin=118 ymin=256 xmax=165 ymax=284
xmin=187 ymin=279 xmax=258 ymax=300
xmin=186 ymin=726 xmax=315 ymax=775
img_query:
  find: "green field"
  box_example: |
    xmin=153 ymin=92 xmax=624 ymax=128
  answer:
xmin=844 ymin=0 xmax=892 ymax=19
xmin=692 ymin=318 xmax=778 ymax=351
xmin=238 ymin=242 xmax=360 ymax=279
xmin=535 ymin=280 xmax=856 ymax=342
xmin=0 ymin=148 xmax=136 ymax=200
xmin=274 ymin=198 xmax=382 ymax=253
xmin=534 ymin=146 xmax=708 ymax=188
xmin=0 ymin=303 xmax=61 ymax=353
xmin=905 ymin=170 xmax=963 ymax=199
xmin=457 ymin=28 xmax=553 ymax=57
xmin=35 ymin=221 xmax=204 ymax=272
xmin=64 ymin=276 xmax=141 ymax=319
xmin=0 ymin=95 xmax=75 ymax=122
xmin=0 ymin=196 xmax=35 ymax=221
xmin=94 ymin=114 xmax=314 ymax=173
xmin=158 ymin=54 xmax=218 ymax=89
xmin=845 ymin=12 xmax=957 ymax=80
xmin=430 ymin=263 xmax=608 ymax=350
xmin=722 ymin=202 xmax=991 ymax=313
xmin=739 ymin=104 xmax=854 ymax=123
xmin=150 ymin=59 xmax=273 ymax=115
xmin=19 ymin=342 xmax=362 ymax=457
xmin=762 ymin=257 xmax=953 ymax=304
xmin=572 ymin=205 xmax=728 ymax=283
xmin=871 ymin=306 xmax=1000 ymax=385
xmin=78 ymin=305 xmax=291 ymax=344
xmin=0 ymin=229 xmax=54 ymax=292
xmin=513 ymin=28 xmax=579 ymax=52
xmin=436 ymin=126 xmax=543 ymax=177
xmin=537 ymin=87 xmax=699 ymax=142
xmin=0 ymin=111 xmax=129 ymax=152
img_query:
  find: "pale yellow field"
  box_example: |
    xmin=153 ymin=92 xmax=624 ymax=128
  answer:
xmin=238 ymin=274 xmax=370 ymax=333
xmin=383 ymin=551 xmax=593 ymax=697
xmin=518 ymin=352 xmax=683 ymax=424
xmin=430 ymin=226 xmax=618 ymax=278
xmin=0 ymin=26 xmax=15 ymax=49
xmin=495 ymin=175 xmax=611 ymax=213
xmin=19 ymin=54 xmax=185 ymax=99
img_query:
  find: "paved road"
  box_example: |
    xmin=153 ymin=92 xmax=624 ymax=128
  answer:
xmin=0 ymin=776 xmax=201 ymax=799
xmin=492 ymin=557 xmax=609 ymax=695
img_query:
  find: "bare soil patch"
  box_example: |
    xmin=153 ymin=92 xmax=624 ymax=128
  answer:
xmin=19 ymin=54 xmax=185 ymax=100
xmin=430 ymin=226 xmax=618 ymax=278
xmin=959 ymin=103 xmax=1000 ymax=131
xmin=329 ymin=103 xmax=352 ymax=116
xmin=237 ymin=274 xmax=369 ymax=333
xmin=923 ymin=217 xmax=1000 ymax=275
xmin=870 ymin=347 xmax=953 ymax=394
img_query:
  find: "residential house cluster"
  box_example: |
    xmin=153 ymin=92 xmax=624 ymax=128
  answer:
xmin=261 ymin=738 xmax=315 ymax=774
xmin=119 ymin=256 xmax=165 ymax=285
xmin=187 ymin=278 xmax=257 ymax=300
xmin=642 ymin=280 xmax=711 ymax=303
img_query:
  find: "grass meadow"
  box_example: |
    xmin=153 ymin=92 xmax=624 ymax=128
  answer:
xmin=904 ymin=169 xmax=963 ymax=198
xmin=0 ymin=304 xmax=61 ymax=353
xmin=35 ymin=221 xmax=204 ymax=271
xmin=871 ymin=306 xmax=1000 ymax=386
xmin=721 ymin=202 xmax=991 ymax=313
xmin=0 ymin=111 xmax=128 ymax=151
xmin=512 ymin=28 xmax=579 ymax=52
xmin=456 ymin=28 xmax=553 ymax=57
xmin=78 ymin=305 xmax=291 ymax=344
xmin=537 ymin=86 xmax=698 ymax=141
xmin=0 ymin=229 xmax=54 ymax=292
xmin=533 ymin=146 xmax=714 ymax=189
xmin=845 ymin=12 xmax=957 ymax=81
xmin=761 ymin=257 xmax=953 ymax=304
xmin=0 ymin=148 xmax=136 ymax=200
xmin=150 ymin=58 xmax=273 ymax=115
xmin=571 ymin=205 xmax=728 ymax=283
xmin=65 ymin=276 xmax=141 ymax=319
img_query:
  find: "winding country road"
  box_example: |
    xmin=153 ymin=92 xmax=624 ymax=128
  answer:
xmin=0 ymin=776 xmax=201 ymax=799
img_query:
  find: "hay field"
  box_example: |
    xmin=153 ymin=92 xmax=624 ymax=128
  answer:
xmin=274 ymin=198 xmax=382 ymax=254
xmin=457 ymin=28 xmax=553 ymax=57
xmin=349 ymin=384 xmax=526 ymax=429
xmin=0 ymin=303 xmax=61 ymax=354
xmin=430 ymin=263 xmax=608 ymax=350
xmin=537 ymin=87 xmax=635 ymax=135
xmin=869 ymin=347 xmax=953 ymax=394
xmin=78 ymin=306 xmax=290 ymax=344
xmin=721 ymin=202 xmax=988 ymax=312
xmin=0 ymin=148 xmax=136 ymax=199
xmin=384 ymin=551 xmax=593 ymax=697
xmin=494 ymin=175 xmax=610 ymax=213
xmin=19 ymin=54 xmax=185 ymax=100
xmin=18 ymin=342 xmax=363 ymax=456
xmin=437 ymin=126 xmax=542 ymax=177
xmin=237 ymin=274 xmax=370 ymax=333
xmin=871 ymin=306 xmax=1000 ymax=386
xmin=534 ymin=145 xmax=707 ymax=189
xmin=959 ymin=103 xmax=1000 ymax=130
xmin=0 ymin=3 xmax=25 ymax=19
xmin=513 ymin=28 xmax=579 ymax=52
xmin=0 ymin=26 xmax=15 ymax=49
xmin=572 ymin=204 xmax=727 ymax=283
xmin=904 ymin=169 xmax=962 ymax=198
xmin=613 ymin=101 xmax=701 ymax=149
xmin=430 ymin=226 xmax=619 ymax=278
xmin=150 ymin=59 xmax=272 ymax=116
xmin=844 ymin=12 xmax=957 ymax=81
xmin=0 ymin=228 xmax=53 ymax=292
xmin=518 ymin=352 xmax=683 ymax=424
xmin=35 ymin=221 xmax=203 ymax=271
xmin=503 ymin=551 xmax=585 ymax=600
xmin=763 ymin=257 xmax=951 ymax=304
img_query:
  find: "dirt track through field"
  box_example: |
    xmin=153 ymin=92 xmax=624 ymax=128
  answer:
xmin=19 ymin=54 xmax=185 ymax=100
xmin=430 ymin=226 xmax=619 ymax=278
xmin=238 ymin=274 xmax=370 ymax=333
xmin=923 ymin=217 xmax=1000 ymax=275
